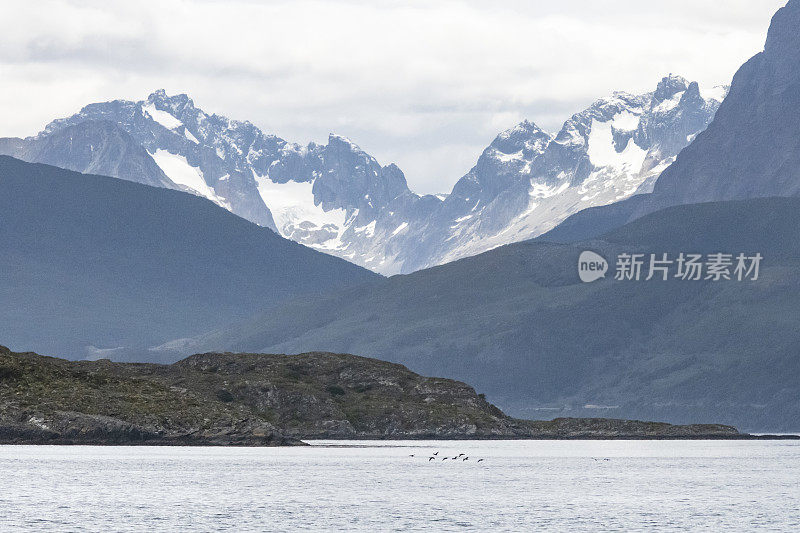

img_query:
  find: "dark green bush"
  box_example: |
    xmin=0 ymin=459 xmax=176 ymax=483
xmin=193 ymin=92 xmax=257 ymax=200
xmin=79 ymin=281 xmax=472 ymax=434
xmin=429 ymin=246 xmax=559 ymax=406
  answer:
xmin=326 ymin=385 xmax=346 ymax=396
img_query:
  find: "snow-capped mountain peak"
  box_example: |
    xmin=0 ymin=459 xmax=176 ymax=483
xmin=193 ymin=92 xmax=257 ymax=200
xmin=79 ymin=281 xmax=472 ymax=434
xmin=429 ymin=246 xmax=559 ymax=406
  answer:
xmin=399 ymin=75 xmax=728 ymax=270
xmin=1 ymin=76 xmax=727 ymax=275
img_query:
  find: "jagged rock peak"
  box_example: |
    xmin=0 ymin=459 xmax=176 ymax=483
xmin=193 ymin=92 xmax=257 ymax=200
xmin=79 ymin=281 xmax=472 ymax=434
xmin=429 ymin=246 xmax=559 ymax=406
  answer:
xmin=327 ymin=133 xmax=363 ymax=151
xmin=653 ymin=74 xmax=689 ymax=102
xmin=147 ymin=89 xmax=192 ymax=104
xmin=148 ymin=88 xmax=168 ymax=100
xmin=496 ymin=119 xmax=549 ymax=140
xmin=678 ymin=81 xmax=704 ymax=106
xmin=492 ymin=119 xmax=552 ymax=154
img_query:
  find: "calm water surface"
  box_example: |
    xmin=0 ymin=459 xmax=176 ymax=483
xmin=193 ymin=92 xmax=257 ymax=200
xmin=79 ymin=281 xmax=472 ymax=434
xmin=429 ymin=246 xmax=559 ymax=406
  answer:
xmin=1 ymin=440 xmax=799 ymax=531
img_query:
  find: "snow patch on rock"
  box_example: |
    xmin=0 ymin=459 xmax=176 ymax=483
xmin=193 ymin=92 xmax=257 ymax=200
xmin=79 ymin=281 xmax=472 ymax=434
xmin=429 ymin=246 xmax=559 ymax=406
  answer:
xmin=142 ymin=103 xmax=183 ymax=130
xmin=151 ymin=149 xmax=230 ymax=208
xmin=587 ymin=117 xmax=647 ymax=172
xmin=254 ymin=173 xmax=348 ymax=248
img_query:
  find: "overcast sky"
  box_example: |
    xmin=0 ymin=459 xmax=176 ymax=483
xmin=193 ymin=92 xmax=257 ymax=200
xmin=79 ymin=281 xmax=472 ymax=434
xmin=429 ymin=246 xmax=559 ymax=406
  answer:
xmin=0 ymin=0 xmax=786 ymax=194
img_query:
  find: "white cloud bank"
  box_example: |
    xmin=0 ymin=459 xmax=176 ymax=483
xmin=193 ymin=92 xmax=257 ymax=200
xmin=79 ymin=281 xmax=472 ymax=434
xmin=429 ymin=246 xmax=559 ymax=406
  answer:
xmin=0 ymin=0 xmax=786 ymax=194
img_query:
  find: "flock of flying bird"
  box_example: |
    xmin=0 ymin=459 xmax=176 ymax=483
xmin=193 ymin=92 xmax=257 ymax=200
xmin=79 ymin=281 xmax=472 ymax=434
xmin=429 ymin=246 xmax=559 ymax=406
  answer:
xmin=408 ymin=452 xmax=611 ymax=463
xmin=409 ymin=451 xmax=485 ymax=462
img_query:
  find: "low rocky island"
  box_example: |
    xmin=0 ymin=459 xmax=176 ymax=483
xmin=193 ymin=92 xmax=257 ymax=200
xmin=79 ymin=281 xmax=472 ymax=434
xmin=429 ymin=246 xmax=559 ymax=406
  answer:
xmin=0 ymin=345 xmax=743 ymax=445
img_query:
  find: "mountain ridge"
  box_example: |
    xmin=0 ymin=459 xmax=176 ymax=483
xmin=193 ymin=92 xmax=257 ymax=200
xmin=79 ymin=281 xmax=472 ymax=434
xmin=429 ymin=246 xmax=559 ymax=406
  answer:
xmin=0 ymin=76 xmax=725 ymax=274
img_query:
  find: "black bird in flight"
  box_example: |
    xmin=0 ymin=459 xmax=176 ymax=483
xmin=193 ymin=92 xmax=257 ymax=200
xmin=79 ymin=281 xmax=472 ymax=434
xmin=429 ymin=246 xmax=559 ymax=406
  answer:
xmin=477 ymin=459 xmax=484 ymax=462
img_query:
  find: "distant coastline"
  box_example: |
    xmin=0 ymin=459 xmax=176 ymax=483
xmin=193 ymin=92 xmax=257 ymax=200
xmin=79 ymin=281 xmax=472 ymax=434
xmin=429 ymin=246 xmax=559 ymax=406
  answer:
xmin=0 ymin=346 xmax=762 ymax=445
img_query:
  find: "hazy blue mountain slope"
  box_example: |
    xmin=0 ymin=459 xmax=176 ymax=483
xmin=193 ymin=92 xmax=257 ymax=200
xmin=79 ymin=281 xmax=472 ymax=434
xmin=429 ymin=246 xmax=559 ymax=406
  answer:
xmin=0 ymin=120 xmax=176 ymax=189
xmin=537 ymin=195 xmax=645 ymax=243
xmin=0 ymin=156 xmax=379 ymax=359
xmin=649 ymin=0 xmax=800 ymax=206
xmin=188 ymin=197 xmax=800 ymax=431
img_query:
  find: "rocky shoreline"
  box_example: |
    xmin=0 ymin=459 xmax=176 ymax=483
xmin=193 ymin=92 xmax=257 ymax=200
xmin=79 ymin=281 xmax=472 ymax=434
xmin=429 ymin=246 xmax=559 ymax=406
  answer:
xmin=0 ymin=346 xmax=758 ymax=445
